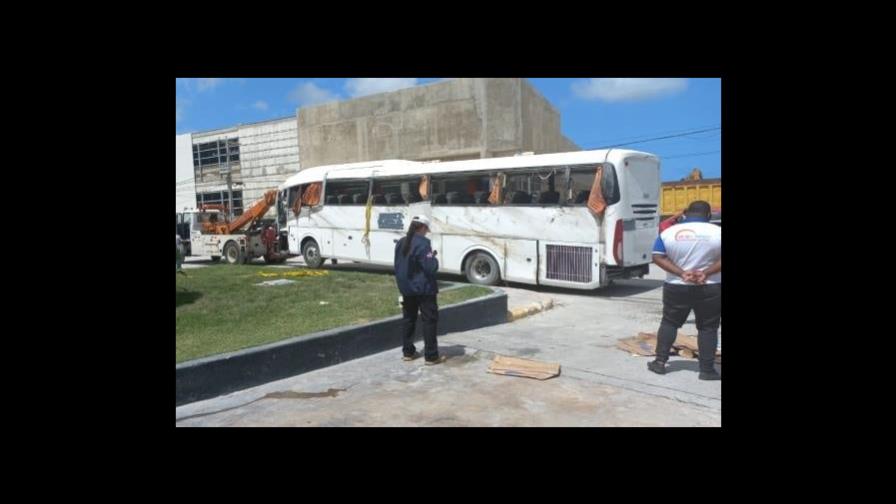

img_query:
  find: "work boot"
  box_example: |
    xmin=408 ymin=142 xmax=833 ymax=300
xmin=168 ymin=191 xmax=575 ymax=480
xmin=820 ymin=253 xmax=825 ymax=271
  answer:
xmin=699 ymin=370 xmax=721 ymax=380
xmin=402 ymin=351 xmax=421 ymax=362
xmin=647 ymin=359 xmax=667 ymax=375
xmin=699 ymin=359 xmax=720 ymax=380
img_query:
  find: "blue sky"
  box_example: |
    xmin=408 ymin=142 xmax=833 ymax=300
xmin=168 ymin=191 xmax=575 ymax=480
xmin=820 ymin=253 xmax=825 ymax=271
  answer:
xmin=176 ymin=78 xmax=721 ymax=181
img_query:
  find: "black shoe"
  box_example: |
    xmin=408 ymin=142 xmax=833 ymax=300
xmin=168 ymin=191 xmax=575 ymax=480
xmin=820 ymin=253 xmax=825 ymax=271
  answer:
xmin=425 ymin=355 xmax=447 ymax=366
xmin=699 ymin=370 xmax=721 ymax=380
xmin=647 ymin=360 xmax=667 ymax=375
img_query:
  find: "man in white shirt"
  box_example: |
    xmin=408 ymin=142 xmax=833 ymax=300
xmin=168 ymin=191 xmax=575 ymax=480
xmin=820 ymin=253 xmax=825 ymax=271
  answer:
xmin=648 ymin=201 xmax=722 ymax=380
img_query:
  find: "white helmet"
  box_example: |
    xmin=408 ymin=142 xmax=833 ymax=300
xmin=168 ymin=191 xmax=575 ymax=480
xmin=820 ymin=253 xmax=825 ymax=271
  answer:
xmin=411 ymin=215 xmax=431 ymax=228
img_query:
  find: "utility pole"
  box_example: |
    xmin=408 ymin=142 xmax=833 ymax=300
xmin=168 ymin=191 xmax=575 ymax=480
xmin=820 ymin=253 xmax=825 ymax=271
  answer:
xmin=227 ymin=139 xmax=234 ymax=220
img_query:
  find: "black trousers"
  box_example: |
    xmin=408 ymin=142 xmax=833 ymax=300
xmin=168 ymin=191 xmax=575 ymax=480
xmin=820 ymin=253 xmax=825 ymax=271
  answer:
xmin=655 ymin=283 xmax=721 ymax=371
xmin=401 ymin=294 xmax=439 ymax=360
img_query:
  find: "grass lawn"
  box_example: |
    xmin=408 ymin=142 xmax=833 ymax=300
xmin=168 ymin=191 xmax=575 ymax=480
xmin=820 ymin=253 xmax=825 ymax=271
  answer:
xmin=176 ymin=264 xmax=493 ymax=363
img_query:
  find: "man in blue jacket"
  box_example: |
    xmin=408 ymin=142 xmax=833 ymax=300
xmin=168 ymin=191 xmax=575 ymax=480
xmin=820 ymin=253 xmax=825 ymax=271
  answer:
xmin=394 ymin=215 xmax=446 ymax=365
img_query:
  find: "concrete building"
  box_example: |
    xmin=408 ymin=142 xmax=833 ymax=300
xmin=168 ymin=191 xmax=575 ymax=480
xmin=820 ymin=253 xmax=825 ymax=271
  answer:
xmin=175 ymin=79 xmax=577 ymax=216
xmin=297 ymin=78 xmax=578 ymax=169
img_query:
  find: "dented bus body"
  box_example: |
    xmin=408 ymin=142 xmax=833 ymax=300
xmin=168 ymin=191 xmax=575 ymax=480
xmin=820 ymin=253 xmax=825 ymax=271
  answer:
xmin=277 ymin=149 xmax=661 ymax=289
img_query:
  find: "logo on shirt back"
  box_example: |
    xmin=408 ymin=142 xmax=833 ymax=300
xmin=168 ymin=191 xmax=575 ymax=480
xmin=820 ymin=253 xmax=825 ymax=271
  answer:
xmin=674 ymin=228 xmax=712 ymax=241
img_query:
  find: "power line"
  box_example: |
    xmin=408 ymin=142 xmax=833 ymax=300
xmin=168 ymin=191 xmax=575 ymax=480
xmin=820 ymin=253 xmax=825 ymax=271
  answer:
xmin=660 ymin=150 xmax=721 ymax=160
xmin=582 ymin=124 xmax=721 ymax=148
xmin=582 ymin=127 xmax=721 ymax=150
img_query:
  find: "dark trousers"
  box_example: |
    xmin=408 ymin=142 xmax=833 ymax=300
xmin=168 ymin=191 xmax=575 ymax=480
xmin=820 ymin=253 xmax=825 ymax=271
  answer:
xmin=401 ymin=294 xmax=439 ymax=360
xmin=655 ymin=283 xmax=721 ymax=371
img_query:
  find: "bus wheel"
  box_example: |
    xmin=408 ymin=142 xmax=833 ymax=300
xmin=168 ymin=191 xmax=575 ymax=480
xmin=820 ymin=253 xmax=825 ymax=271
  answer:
xmin=223 ymin=242 xmax=243 ymax=265
xmin=302 ymin=240 xmax=324 ymax=268
xmin=465 ymin=252 xmax=500 ymax=285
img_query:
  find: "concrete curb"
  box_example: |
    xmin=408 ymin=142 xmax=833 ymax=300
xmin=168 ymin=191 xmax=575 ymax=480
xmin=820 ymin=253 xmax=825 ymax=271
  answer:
xmin=176 ymin=288 xmax=508 ymax=406
xmin=507 ymin=298 xmax=555 ymax=322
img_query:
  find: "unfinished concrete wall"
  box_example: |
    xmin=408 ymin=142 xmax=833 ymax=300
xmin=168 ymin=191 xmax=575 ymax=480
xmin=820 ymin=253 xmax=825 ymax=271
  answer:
xmin=520 ymin=80 xmax=579 ymax=154
xmin=298 ymin=78 xmax=578 ymax=169
xmin=298 ymin=78 xmax=487 ymax=168
xmin=480 ymin=78 xmax=523 ymax=157
xmin=561 ymin=135 xmax=580 ymax=152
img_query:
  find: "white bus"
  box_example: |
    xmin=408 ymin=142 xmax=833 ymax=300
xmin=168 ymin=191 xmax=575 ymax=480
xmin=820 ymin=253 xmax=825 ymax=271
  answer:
xmin=277 ymin=149 xmax=661 ymax=290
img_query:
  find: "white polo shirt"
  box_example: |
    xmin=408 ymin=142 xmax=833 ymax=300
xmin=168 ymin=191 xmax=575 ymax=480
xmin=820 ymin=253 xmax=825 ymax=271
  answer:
xmin=653 ymin=217 xmax=721 ymax=285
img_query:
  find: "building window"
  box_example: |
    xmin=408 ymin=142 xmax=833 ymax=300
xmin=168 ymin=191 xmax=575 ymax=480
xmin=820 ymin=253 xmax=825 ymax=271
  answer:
xmin=196 ymin=190 xmax=243 ymax=216
xmin=193 ymin=138 xmax=240 ymax=168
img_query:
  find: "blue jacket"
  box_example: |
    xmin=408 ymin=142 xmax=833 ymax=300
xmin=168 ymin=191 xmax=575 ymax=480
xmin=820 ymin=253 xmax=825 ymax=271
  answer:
xmin=394 ymin=235 xmax=439 ymax=296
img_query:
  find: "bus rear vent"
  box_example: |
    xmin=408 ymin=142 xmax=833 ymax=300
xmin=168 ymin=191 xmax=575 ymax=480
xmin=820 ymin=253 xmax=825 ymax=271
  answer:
xmin=546 ymin=245 xmax=593 ymax=283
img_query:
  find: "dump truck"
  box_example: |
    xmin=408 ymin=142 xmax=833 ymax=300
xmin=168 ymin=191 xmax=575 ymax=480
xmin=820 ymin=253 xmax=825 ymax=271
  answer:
xmin=175 ymin=190 xmax=290 ymax=264
xmin=659 ymin=168 xmax=721 ymax=225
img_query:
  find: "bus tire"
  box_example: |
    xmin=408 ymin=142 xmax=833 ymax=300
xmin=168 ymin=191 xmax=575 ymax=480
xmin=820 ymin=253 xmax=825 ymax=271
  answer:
xmin=302 ymin=239 xmax=324 ymax=268
xmin=465 ymin=252 xmax=500 ymax=286
xmin=210 ymin=256 xmax=221 ymax=262
xmin=223 ymin=241 xmax=243 ymax=265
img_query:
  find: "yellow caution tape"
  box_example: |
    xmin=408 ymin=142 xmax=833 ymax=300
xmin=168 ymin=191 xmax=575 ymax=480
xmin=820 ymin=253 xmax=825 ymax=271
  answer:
xmin=257 ymin=270 xmax=330 ymax=278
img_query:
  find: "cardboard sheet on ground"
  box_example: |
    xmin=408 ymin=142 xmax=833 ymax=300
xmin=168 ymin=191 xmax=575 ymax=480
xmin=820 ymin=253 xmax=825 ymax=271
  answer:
xmin=618 ymin=332 xmax=721 ymax=363
xmin=487 ymin=355 xmax=561 ymax=380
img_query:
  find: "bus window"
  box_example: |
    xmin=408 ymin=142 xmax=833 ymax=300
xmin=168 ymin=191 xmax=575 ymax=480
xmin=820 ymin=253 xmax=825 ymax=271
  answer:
xmin=372 ymin=178 xmax=420 ymax=205
xmin=431 ymin=174 xmax=491 ymax=205
xmin=565 ymin=164 xmax=620 ymax=206
xmin=600 ymin=164 xmax=620 ymax=205
xmin=287 ymin=186 xmax=302 ymax=217
xmin=504 ymin=167 xmax=560 ymax=205
xmin=326 ymin=179 xmax=370 ymax=205
xmin=277 ymin=189 xmax=288 ymax=227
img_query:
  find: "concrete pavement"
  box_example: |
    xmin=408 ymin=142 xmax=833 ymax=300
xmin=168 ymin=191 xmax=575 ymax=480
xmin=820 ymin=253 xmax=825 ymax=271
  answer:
xmin=176 ymin=264 xmax=721 ymax=426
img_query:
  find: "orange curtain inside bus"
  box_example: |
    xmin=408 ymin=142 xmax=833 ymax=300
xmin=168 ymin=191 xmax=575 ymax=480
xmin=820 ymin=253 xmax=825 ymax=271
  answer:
xmin=419 ymin=176 xmax=429 ymax=200
xmin=488 ymin=175 xmax=502 ymax=205
xmin=292 ymin=187 xmax=303 ymax=215
xmin=587 ymin=166 xmax=607 ymax=216
xmin=301 ymin=182 xmax=322 ymax=206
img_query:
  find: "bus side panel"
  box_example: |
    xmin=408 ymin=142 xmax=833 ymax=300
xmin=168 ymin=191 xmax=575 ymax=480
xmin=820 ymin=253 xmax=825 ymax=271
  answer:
xmin=622 ymin=218 xmax=658 ymax=266
xmin=369 ymin=205 xmax=411 ymax=265
xmin=503 ymin=239 xmax=538 ymax=284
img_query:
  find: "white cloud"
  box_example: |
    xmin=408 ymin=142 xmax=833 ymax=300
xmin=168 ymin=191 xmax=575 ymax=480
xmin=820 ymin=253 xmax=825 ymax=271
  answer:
xmin=572 ymin=78 xmax=688 ymax=102
xmin=253 ymin=100 xmax=269 ymax=111
xmin=344 ymin=78 xmax=418 ymax=98
xmin=288 ymin=82 xmax=340 ymax=106
xmin=196 ymin=78 xmax=224 ymax=92
xmin=176 ymin=98 xmax=189 ymax=123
